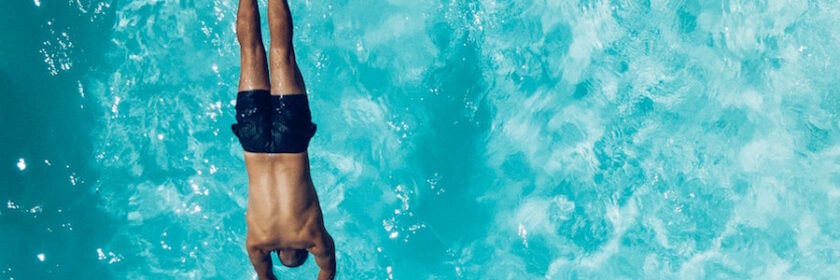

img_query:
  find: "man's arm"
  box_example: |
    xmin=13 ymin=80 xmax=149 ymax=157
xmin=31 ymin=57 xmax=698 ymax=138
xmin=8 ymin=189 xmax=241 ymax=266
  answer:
xmin=247 ymin=243 xmax=277 ymax=280
xmin=309 ymin=234 xmax=336 ymax=280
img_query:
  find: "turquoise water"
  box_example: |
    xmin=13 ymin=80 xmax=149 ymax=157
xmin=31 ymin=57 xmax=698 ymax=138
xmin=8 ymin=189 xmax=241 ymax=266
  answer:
xmin=3 ymin=0 xmax=840 ymax=278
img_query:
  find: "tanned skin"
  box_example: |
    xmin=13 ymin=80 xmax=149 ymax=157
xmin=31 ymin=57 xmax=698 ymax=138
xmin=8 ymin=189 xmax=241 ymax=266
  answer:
xmin=236 ymin=0 xmax=335 ymax=279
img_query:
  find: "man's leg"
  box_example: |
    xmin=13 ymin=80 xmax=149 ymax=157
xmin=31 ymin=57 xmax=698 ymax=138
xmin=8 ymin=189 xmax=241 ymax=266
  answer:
xmin=238 ymin=1 xmax=275 ymax=278
xmin=268 ymin=0 xmax=306 ymax=95
xmin=238 ymin=0 xmax=270 ymax=92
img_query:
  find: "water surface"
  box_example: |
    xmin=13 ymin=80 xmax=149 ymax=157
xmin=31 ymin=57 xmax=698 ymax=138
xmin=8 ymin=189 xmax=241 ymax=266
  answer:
xmin=2 ymin=0 xmax=840 ymax=278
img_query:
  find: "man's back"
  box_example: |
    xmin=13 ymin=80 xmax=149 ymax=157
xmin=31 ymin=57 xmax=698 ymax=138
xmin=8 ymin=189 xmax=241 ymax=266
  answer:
xmin=244 ymin=153 xmax=325 ymax=249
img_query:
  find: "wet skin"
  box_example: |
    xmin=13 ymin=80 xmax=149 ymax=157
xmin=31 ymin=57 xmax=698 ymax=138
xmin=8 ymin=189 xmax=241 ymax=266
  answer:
xmin=236 ymin=0 xmax=335 ymax=279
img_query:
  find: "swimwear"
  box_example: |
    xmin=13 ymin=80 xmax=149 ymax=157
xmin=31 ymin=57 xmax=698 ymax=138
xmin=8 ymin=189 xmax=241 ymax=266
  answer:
xmin=231 ymin=90 xmax=271 ymax=152
xmin=267 ymin=94 xmax=317 ymax=153
xmin=231 ymin=90 xmax=317 ymax=153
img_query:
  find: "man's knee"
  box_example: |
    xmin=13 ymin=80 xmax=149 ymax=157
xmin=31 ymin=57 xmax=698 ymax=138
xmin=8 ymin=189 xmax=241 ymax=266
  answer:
xmin=269 ymin=45 xmax=295 ymax=64
xmin=268 ymin=19 xmax=293 ymax=50
xmin=236 ymin=14 xmax=263 ymax=48
xmin=237 ymin=28 xmax=262 ymax=49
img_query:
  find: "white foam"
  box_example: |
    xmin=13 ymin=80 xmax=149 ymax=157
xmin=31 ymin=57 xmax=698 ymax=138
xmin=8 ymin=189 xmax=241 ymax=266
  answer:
xmin=739 ymin=136 xmax=793 ymax=173
xmin=16 ymin=158 xmax=26 ymax=171
xmin=513 ymin=196 xmax=574 ymax=236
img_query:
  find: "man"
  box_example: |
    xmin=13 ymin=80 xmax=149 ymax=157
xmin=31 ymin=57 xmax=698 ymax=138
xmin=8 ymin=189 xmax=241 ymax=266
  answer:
xmin=231 ymin=0 xmax=335 ymax=279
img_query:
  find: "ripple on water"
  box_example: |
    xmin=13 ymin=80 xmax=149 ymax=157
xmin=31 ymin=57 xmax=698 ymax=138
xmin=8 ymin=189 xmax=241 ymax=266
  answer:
xmin=9 ymin=0 xmax=839 ymax=278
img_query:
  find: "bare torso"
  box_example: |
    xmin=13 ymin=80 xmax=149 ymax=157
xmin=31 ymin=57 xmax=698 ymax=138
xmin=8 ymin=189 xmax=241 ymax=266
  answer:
xmin=243 ymin=152 xmax=335 ymax=280
xmin=245 ymin=152 xmax=325 ymax=249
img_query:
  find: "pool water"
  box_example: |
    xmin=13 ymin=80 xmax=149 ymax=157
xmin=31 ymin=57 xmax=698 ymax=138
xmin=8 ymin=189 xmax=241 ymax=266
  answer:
xmin=3 ymin=0 xmax=840 ymax=278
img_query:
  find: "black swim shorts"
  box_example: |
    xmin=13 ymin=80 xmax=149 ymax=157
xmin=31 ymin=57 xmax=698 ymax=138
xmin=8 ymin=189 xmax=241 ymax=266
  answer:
xmin=231 ymin=90 xmax=317 ymax=153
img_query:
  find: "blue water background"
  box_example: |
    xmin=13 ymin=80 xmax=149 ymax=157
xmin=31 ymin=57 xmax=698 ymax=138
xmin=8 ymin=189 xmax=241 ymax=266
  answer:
xmin=2 ymin=0 xmax=840 ymax=278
